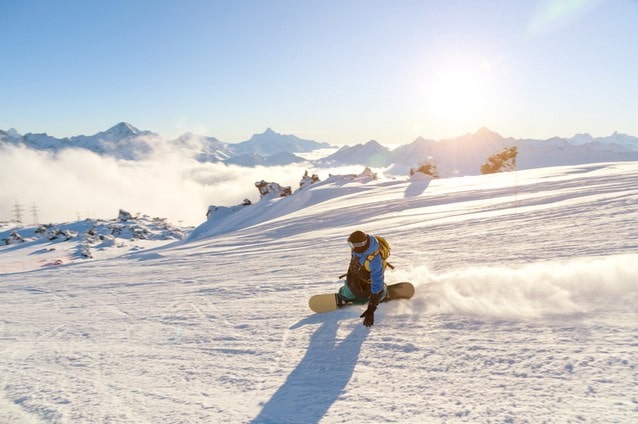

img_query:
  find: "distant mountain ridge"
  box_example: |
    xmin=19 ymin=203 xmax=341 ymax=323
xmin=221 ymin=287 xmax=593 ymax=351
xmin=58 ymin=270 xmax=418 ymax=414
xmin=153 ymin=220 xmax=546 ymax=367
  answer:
xmin=0 ymin=122 xmax=161 ymax=161
xmin=0 ymin=122 xmax=330 ymax=165
xmin=320 ymin=127 xmax=638 ymax=176
xmin=1 ymin=122 xmax=637 ymax=175
xmin=232 ymin=127 xmax=330 ymax=156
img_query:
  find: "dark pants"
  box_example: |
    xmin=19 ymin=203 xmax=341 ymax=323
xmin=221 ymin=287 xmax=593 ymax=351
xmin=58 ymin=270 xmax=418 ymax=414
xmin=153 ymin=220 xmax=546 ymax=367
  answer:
xmin=339 ymin=281 xmax=388 ymax=305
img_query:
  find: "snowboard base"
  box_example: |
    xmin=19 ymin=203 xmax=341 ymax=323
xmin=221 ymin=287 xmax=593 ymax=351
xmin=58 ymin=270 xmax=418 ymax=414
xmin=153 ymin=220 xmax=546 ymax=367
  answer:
xmin=309 ymin=282 xmax=415 ymax=313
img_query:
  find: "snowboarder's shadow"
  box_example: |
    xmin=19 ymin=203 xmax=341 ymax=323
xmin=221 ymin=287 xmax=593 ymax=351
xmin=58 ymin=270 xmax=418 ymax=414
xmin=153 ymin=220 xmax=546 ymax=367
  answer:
xmin=251 ymin=313 xmax=368 ymax=424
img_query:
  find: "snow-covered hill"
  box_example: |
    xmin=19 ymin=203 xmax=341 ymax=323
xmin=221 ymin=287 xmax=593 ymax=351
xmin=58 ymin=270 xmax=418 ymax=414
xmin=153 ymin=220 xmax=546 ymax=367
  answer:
xmin=1 ymin=162 xmax=636 ymax=423
xmin=169 ymin=132 xmax=234 ymax=163
xmin=0 ymin=210 xmax=189 ymax=273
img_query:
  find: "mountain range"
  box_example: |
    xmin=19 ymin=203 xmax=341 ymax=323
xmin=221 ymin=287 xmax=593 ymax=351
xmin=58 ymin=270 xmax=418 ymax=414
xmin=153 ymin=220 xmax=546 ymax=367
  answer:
xmin=0 ymin=123 xmax=330 ymax=166
xmin=1 ymin=122 xmax=637 ymax=176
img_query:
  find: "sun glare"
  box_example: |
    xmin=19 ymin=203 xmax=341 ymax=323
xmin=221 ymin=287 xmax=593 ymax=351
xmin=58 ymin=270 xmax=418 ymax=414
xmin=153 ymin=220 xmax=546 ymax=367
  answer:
xmin=423 ymin=65 xmax=490 ymax=133
xmin=528 ymin=0 xmax=606 ymax=35
xmin=430 ymin=71 xmax=479 ymax=115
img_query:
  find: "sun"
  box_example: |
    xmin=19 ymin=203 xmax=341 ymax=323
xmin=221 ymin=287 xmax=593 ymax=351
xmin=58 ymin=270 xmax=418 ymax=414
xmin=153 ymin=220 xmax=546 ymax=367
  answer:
xmin=432 ymin=71 xmax=481 ymax=116
xmin=427 ymin=69 xmax=487 ymax=126
xmin=413 ymin=58 xmax=497 ymax=136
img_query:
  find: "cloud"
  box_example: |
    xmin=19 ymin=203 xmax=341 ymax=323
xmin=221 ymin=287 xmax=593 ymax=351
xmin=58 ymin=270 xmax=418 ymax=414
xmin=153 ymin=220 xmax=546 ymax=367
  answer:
xmin=0 ymin=143 xmax=331 ymax=226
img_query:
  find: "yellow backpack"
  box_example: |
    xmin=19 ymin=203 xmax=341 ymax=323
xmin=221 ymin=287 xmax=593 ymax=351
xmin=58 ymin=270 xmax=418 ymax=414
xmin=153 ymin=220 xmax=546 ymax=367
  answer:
xmin=364 ymin=235 xmax=394 ymax=271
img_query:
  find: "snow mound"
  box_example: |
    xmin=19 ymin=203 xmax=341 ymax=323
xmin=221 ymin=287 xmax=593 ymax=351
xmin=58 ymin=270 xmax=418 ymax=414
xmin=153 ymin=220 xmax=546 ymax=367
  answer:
xmin=0 ymin=211 xmax=190 ymax=272
xmin=187 ymin=168 xmax=380 ymax=240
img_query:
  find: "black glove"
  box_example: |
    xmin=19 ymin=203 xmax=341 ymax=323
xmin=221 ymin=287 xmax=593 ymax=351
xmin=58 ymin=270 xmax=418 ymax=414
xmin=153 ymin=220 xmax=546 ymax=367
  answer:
xmin=369 ymin=290 xmax=383 ymax=308
xmin=360 ymin=303 xmax=377 ymax=327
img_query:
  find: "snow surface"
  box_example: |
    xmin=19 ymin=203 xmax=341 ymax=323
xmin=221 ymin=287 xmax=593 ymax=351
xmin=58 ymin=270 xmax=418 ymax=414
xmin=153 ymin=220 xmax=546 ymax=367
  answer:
xmin=1 ymin=162 xmax=637 ymax=423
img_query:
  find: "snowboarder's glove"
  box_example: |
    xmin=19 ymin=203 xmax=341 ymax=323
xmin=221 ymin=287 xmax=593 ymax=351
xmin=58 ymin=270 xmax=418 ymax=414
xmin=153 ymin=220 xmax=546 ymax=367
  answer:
xmin=369 ymin=291 xmax=384 ymax=308
xmin=360 ymin=303 xmax=377 ymax=327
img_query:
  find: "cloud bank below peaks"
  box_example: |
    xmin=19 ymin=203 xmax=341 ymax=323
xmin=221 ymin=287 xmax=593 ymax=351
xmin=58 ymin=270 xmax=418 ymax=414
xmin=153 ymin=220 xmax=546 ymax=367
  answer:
xmin=0 ymin=143 xmax=324 ymax=226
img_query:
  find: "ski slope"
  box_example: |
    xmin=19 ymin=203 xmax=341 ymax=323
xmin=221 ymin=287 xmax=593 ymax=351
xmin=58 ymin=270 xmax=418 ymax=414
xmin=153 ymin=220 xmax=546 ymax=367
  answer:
xmin=1 ymin=162 xmax=637 ymax=423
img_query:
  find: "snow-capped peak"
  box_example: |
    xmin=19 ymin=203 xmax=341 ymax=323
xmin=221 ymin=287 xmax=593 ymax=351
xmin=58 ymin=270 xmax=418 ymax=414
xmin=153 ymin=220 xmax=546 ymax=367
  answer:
xmin=231 ymin=127 xmax=330 ymax=156
xmin=7 ymin=128 xmax=22 ymax=138
xmin=473 ymin=127 xmax=503 ymax=140
xmin=568 ymin=133 xmax=594 ymax=145
xmin=103 ymin=122 xmax=141 ymax=138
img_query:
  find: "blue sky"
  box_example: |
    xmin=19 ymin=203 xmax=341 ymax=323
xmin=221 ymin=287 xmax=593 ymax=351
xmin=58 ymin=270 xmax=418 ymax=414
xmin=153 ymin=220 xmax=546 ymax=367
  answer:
xmin=1 ymin=0 xmax=637 ymax=145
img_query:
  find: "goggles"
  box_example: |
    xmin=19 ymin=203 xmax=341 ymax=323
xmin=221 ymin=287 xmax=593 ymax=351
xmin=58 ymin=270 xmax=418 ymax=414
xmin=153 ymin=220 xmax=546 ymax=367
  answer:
xmin=348 ymin=239 xmax=367 ymax=249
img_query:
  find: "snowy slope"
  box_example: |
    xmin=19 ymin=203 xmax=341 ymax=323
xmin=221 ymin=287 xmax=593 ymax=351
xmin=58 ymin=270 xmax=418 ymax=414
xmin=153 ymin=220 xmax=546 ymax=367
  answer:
xmin=1 ymin=162 xmax=637 ymax=423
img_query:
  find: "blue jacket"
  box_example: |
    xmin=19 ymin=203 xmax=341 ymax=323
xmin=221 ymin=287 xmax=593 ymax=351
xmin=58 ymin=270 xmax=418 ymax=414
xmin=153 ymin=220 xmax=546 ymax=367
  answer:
xmin=349 ymin=235 xmax=385 ymax=296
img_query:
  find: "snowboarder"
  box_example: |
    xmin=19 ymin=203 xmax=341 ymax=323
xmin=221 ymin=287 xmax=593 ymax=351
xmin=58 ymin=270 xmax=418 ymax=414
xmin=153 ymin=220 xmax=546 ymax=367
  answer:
xmin=339 ymin=230 xmax=389 ymax=327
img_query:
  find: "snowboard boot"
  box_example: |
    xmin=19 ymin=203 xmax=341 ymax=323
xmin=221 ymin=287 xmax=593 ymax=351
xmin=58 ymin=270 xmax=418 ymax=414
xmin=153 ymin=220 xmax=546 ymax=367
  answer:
xmin=336 ymin=289 xmax=352 ymax=307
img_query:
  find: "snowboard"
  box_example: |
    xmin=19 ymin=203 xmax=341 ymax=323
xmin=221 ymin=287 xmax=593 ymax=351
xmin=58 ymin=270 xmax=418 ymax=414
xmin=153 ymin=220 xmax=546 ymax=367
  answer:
xmin=309 ymin=282 xmax=415 ymax=313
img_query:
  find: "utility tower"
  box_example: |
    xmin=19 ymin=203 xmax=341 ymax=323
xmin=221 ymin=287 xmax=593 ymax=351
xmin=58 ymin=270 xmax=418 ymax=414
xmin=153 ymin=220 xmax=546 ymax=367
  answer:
xmin=12 ymin=202 xmax=24 ymax=223
xmin=31 ymin=204 xmax=40 ymax=225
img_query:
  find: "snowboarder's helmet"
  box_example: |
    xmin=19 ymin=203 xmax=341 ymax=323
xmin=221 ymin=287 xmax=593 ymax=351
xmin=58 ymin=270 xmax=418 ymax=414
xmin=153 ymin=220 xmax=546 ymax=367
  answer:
xmin=348 ymin=230 xmax=369 ymax=252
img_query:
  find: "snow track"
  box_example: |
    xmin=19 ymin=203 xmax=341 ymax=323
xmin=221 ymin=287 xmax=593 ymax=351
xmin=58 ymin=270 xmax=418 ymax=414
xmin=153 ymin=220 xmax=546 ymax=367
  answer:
xmin=1 ymin=162 xmax=637 ymax=423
